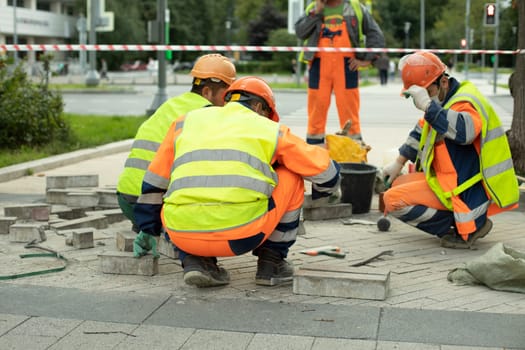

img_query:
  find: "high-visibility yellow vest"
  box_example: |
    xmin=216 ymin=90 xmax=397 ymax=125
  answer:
xmin=117 ymin=92 xmax=211 ymax=198
xmin=419 ymin=82 xmax=519 ymax=211
xmin=163 ymin=103 xmax=280 ymax=232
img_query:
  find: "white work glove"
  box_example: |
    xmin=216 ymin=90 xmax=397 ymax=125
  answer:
xmin=404 ymin=85 xmax=431 ymax=112
xmin=382 ymin=159 xmax=404 ymax=187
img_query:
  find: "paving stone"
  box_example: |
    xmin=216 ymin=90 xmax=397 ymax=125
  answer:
xmin=98 ymin=251 xmax=158 ymax=276
xmin=86 ymin=208 xmax=126 ymax=224
xmin=66 ymin=192 xmax=99 ymax=208
xmin=46 ymin=174 xmax=99 ymax=189
xmin=3 ymin=203 xmax=51 ymax=221
xmin=158 ymin=234 xmax=179 ymax=259
xmin=293 ymin=264 xmax=390 ymax=300
xmin=302 ymin=203 xmax=352 ymax=221
xmin=72 ymin=228 xmax=95 ymax=249
xmin=52 ymin=207 xmax=86 ymax=220
xmin=96 ymin=188 xmax=118 ymax=207
xmin=50 ymin=215 xmax=108 ymax=230
xmin=0 ymin=216 xmax=17 ymax=234
xmin=116 ymin=230 xmax=136 ymax=252
xmin=9 ymin=223 xmax=47 ymax=243
xmin=46 ymin=188 xmax=70 ymax=205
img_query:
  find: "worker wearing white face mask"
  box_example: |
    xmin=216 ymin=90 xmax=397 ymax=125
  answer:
xmin=382 ymin=51 xmax=519 ymax=249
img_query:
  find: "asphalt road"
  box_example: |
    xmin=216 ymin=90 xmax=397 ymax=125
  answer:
xmin=62 ymin=80 xmax=514 ymax=131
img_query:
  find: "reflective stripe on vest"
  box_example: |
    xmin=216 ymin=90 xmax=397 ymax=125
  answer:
xmin=163 ymin=103 xmax=280 ymax=232
xmin=117 ymin=92 xmax=211 ymax=197
xmin=445 ymin=82 xmax=518 ymax=208
xmin=419 ymin=82 xmax=519 ymax=232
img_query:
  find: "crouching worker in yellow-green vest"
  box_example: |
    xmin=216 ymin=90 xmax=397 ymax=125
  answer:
xmin=382 ymin=51 xmax=519 ymax=250
xmin=116 ymin=53 xmax=236 ymax=233
xmin=132 ymin=77 xmax=341 ymax=288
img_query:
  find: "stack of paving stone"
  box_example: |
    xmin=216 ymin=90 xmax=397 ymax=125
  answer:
xmin=0 ymin=174 xmax=177 ymax=277
xmin=0 ymin=174 xmax=124 ymax=246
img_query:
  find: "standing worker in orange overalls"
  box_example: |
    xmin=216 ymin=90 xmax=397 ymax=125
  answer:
xmin=132 ymin=77 xmax=341 ymax=288
xmin=295 ymin=0 xmax=384 ymax=144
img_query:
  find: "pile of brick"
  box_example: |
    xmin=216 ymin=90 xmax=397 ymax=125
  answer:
xmin=0 ymin=174 xmax=178 ymax=278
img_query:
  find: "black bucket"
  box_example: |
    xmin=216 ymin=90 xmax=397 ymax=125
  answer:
xmin=339 ymin=162 xmax=378 ymax=214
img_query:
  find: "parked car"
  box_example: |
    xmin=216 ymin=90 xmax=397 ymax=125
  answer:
xmin=120 ymin=60 xmax=148 ymax=71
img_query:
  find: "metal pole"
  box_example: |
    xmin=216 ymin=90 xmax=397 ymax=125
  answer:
xmin=481 ymin=28 xmax=485 ymax=78
xmin=76 ymin=14 xmax=87 ymax=73
xmin=13 ymin=0 xmax=18 ymax=63
xmin=146 ymin=0 xmax=168 ymax=116
xmin=420 ymin=0 xmax=425 ymax=49
xmin=295 ymin=39 xmax=302 ymax=86
xmin=404 ymin=22 xmax=411 ymax=49
xmin=85 ymin=0 xmax=100 ymax=86
xmin=492 ymin=0 xmax=499 ymax=94
xmin=464 ymin=0 xmax=470 ymax=80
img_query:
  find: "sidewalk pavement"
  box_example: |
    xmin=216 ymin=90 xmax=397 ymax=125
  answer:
xmin=0 ymin=77 xmax=524 ymax=350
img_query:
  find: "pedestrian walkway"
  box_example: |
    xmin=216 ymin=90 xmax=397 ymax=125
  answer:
xmin=0 ymin=76 xmax=524 ymax=349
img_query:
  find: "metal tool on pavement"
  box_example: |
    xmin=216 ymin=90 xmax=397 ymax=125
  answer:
xmin=341 ymin=218 xmax=376 ymax=225
xmin=350 ymin=250 xmax=393 ymax=267
xmin=300 ymin=245 xmax=346 ymax=259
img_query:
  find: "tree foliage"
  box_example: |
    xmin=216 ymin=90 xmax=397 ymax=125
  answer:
xmin=69 ymin=0 xmax=518 ymax=66
xmin=267 ymin=28 xmax=298 ymax=68
xmin=0 ymin=60 xmax=68 ymax=149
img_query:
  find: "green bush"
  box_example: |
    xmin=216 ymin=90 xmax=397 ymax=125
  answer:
xmin=0 ymin=62 xmax=69 ymax=149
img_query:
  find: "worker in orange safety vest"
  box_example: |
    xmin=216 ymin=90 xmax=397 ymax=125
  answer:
xmin=132 ymin=76 xmax=341 ymax=287
xmin=382 ymin=51 xmax=519 ymax=249
xmin=295 ymin=0 xmax=384 ymax=144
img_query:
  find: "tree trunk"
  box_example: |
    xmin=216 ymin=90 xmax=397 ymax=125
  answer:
xmin=508 ymin=0 xmax=525 ymax=177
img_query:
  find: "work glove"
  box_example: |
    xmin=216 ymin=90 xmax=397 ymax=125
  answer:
xmin=382 ymin=159 xmax=404 ymax=188
xmin=308 ymin=188 xmax=340 ymax=207
xmin=133 ymin=231 xmax=159 ymax=258
xmin=404 ymin=85 xmax=431 ymax=112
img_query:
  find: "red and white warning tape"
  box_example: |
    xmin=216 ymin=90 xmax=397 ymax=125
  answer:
xmin=0 ymin=44 xmax=522 ymax=55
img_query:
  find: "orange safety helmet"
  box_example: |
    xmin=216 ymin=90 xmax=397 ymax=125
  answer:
xmin=190 ymin=53 xmax=236 ymax=85
xmin=223 ymin=76 xmax=280 ymax=122
xmin=399 ymin=51 xmax=447 ymax=92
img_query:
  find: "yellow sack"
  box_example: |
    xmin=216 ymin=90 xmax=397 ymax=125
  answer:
xmin=326 ymin=134 xmax=371 ymax=163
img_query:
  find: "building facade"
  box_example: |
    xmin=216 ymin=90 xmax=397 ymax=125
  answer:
xmin=0 ymin=0 xmax=77 ymax=66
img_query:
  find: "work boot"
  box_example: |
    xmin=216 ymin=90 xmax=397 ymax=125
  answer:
xmin=440 ymin=219 xmax=493 ymax=249
xmin=182 ymin=255 xmax=230 ymax=288
xmin=255 ymin=248 xmax=294 ymax=286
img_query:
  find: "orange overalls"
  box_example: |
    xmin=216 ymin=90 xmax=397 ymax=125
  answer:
xmin=307 ymin=14 xmax=360 ymax=144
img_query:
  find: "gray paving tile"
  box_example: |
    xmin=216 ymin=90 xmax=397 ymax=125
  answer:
xmin=147 ymin=297 xmax=381 ymax=339
xmin=113 ymin=324 xmax=195 ymax=349
xmin=6 ymin=316 xmax=81 ymax=337
xmin=0 ymin=284 xmax=168 ymax=324
xmin=0 ymin=334 xmax=58 ymax=350
xmin=312 ymin=337 xmax=376 ymax=350
xmin=246 ymin=333 xmax=314 ymax=350
xmin=180 ymin=329 xmax=253 ymax=350
xmin=48 ymin=320 xmax=136 ymax=350
xmin=379 ymin=307 xmax=525 ymax=349
xmin=0 ymin=313 xmax=28 ymax=335
xmin=377 ymin=341 xmax=440 ymax=349
xmin=440 ymin=345 xmax=506 ymax=350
